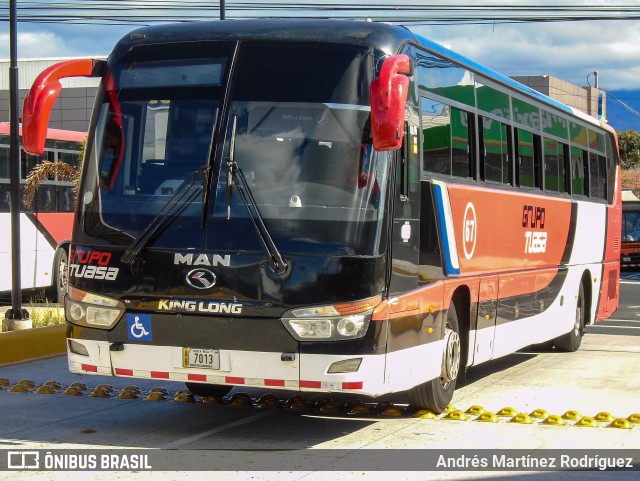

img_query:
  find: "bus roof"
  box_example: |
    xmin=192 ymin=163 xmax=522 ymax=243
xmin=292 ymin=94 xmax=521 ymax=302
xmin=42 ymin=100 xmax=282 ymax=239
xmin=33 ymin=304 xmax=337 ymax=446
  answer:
xmin=0 ymin=122 xmax=86 ymax=143
xmin=115 ymin=18 xmax=604 ymax=130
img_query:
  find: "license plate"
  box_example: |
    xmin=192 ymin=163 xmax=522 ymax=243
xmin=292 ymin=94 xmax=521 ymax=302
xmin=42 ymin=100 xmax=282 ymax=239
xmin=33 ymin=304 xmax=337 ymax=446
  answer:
xmin=182 ymin=348 xmax=220 ymax=369
xmin=623 ymin=257 xmax=631 ymax=262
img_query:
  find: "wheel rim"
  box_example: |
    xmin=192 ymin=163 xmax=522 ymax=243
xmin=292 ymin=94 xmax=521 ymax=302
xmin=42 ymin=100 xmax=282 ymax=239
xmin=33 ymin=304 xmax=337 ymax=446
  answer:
xmin=441 ymin=328 xmax=461 ymax=388
xmin=58 ymin=254 xmax=68 ymax=297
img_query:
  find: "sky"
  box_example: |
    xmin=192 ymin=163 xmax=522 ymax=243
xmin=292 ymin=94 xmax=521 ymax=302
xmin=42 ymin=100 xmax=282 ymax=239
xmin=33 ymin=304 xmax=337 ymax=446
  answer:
xmin=1 ymin=0 xmax=639 ymax=127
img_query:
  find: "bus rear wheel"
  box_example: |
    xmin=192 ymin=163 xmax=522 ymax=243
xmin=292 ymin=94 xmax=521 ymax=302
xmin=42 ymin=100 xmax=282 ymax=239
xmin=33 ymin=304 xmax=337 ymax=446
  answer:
xmin=408 ymin=303 xmax=461 ymax=414
xmin=554 ymin=282 xmax=585 ymax=352
xmin=185 ymin=382 xmax=233 ymax=398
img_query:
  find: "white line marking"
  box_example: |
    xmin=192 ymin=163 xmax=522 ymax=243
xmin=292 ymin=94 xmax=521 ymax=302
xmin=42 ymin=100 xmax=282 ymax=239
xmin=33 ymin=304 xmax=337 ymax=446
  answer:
xmin=162 ymin=411 xmax=273 ymax=449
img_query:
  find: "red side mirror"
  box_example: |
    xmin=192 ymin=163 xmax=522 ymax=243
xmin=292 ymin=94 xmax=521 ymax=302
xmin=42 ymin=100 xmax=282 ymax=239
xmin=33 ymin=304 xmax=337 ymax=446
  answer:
xmin=370 ymin=54 xmax=412 ymax=151
xmin=22 ymin=59 xmax=101 ymax=155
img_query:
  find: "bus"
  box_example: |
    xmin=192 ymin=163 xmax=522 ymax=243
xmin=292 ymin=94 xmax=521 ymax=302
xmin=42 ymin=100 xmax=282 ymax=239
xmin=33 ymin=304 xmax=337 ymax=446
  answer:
xmin=21 ymin=19 xmax=620 ymax=413
xmin=0 ymin=122 xmax=84 ymax=302
xmin=622 ymin=191 xmax=640 ymax=268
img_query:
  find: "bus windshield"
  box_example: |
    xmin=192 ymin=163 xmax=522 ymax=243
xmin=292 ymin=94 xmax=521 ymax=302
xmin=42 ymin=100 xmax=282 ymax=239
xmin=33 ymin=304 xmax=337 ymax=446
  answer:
xmin=82 ymin=41 xmax=389 ymax=256
xmin=623 ymin=209 xmax=640 ymax=242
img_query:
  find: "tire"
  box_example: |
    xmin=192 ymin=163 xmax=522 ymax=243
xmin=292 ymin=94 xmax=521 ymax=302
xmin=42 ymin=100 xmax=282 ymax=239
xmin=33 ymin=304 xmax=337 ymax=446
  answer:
xmin=185 ymin=382 xmax=233 ymax=398
xmin=554 ymin=282 xmax=585 ymax=352
xmin=408 ymin=303 xmax=462 ymax=413
xmin=52 ymin=248 xmax=69 ymax=305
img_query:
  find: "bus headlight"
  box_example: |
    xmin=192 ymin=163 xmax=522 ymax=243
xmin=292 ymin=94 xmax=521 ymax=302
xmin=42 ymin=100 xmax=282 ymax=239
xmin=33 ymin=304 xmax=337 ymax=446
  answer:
xmin=281 ymin=295 xmax=380 ymax=341
xmin=66 ymin=287 xmax=125 ymax=329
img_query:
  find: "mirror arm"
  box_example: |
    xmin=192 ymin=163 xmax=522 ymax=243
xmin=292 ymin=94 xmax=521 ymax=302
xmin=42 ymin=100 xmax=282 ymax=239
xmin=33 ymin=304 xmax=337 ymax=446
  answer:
xmin=22 ymin=59 xmax=104 ymax=155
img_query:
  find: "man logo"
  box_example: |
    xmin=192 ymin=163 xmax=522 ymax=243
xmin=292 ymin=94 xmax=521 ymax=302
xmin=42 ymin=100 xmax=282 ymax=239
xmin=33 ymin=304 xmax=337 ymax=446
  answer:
xmin=186 ymin=268 xmax=217 ymax=290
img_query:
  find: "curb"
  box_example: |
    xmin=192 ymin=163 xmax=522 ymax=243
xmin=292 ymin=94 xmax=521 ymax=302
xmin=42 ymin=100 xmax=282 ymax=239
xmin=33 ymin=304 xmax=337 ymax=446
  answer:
xmin=0 ymin=324 xmax=66 ymax=365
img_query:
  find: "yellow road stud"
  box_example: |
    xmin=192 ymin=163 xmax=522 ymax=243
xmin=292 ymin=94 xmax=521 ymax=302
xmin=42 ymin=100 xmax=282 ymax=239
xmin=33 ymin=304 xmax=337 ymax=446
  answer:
xmin=381 ymin=407 xmax=404 ymax=417
xmin=257 ymin=398 xmax=280 ymax=410
xmin=562 ymin=410 xmax=581 ymax=421
xmin=289 ymin=401 xmax=311 ymax=412
xmin=542 ymin=415 xmax=566 ymax=426
xmin=444 ymin=410 xmax=469 ymax=421
xmin=594 ymin=412 xmax=614 ymax=423
xmin=117 ymin=389 xmax=140 ymax=400
xmin=35 ymin=385 xmax=57 ymax=395
xmin=69 ymin=382 xmax=88 ymax=391
xmin=174 ymin=393 xmax=196 ymax=403
xmin=95 ymin=384 xmax=114 ymax=393
xmin=62 ymin=386 xmax=84 ymax=396
xmin=201 ymin=395 xmax=222 ymax=405
xmin=530 ymin=409 xmax=549 ymax=419
xmin=348 ymin=404 xmax=373 ymax=416
xmin=497 ymin=407 xmax=518 ymax=417
xmin=145 ymin=391 xmax=168 ymax=401
xmin=319 ymin=402 xmax=341 ymax=414
xmin=412 ymin=409 xmax=437 ymax=419
xmin=608 ymin=418 xmax=633 ymax=430
xmin=575 ymin=416 xmax=599 ymax=428
xmin=9 ymin=384 xmax=31 ymax=393
xmin=627 ymin=414 xmax=640 ymax=424
xmin=475 ymin=412 xmax=499 ymax=423
xmin=466 ymin=405 xmax=485 ymax=416
xmin=148 ymin=387 xmax=169 ymax=395
xmin=90 ymin=388 xmax=111 ymax=398
xmin=510 ymin=414 xmax=534 ymax=424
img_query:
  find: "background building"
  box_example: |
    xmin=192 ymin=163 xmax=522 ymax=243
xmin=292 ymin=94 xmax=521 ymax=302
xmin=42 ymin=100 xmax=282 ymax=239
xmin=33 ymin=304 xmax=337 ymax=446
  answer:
xmin=0 ymin=58 xmax=101 ymax=133
xmin=511 ymin=75 xmax=606 ymax=121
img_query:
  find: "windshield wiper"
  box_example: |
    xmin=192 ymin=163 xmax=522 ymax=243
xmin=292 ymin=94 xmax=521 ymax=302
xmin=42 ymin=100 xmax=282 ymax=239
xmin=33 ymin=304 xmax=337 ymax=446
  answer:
xmin=121 ymin=169 xmax=205 ymax=265
xmin=225 ymin=116 xmax=288 ymax=275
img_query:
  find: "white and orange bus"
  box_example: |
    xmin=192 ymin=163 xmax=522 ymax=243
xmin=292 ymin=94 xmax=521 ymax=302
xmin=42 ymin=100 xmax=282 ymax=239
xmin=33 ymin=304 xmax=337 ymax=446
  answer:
xmin=22 ymin=20 xmax=620 ymax=413
xmin=0 ymin=122 xmax=84 ymax=301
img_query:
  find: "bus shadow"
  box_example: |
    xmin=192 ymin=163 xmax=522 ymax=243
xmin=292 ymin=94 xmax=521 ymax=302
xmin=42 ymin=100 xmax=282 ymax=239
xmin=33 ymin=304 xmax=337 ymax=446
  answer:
xmin=463 ymin=350 xmax=539 ymax=386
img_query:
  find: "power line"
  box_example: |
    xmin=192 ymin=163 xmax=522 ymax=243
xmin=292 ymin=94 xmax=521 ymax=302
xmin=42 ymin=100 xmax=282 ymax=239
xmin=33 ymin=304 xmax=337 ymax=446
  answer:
xmin=607 ymin=91 xmax=640 ymax=119
xmin=3 ymin=2 xmax=640 ymax=25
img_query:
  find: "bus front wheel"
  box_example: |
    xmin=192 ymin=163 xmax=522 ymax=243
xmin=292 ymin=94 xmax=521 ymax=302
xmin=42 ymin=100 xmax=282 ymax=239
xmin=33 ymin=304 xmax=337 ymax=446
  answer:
xmin=408 ymin=303 xmax=461 ymax=414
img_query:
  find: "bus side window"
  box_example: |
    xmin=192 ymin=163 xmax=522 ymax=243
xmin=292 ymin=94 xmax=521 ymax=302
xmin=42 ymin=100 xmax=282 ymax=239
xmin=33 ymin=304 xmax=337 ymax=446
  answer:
xmin=451 ymin=108 xmax=474 ymax=179
xmin=570 ymin=146 xmax=587 ymax=196
xmin=515 ymin=128 xmax=534 ymax=188
xmin=533 ymin=134 xmax=543 ymax=189
xmin=563 ymin=144 xmax=571 ymax=193
xmin=421 ymin=98 xmax=451 ymax=175
xmin=479 ymin=116 xmax=509 ymax=184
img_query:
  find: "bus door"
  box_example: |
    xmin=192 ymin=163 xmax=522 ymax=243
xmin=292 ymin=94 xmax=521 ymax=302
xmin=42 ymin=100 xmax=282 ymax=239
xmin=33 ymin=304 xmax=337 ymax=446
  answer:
xmin=471 ymin=275 xmax=499 ymax=365
xmin=388 ymin=123 xmax=421 ymax=295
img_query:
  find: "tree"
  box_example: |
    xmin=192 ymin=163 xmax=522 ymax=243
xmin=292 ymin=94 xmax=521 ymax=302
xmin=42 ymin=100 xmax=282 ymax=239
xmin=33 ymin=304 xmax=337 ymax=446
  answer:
xmin=22 ymin=138 xmax=85 ymax=208
xmin=618 ymin=129 xmax=640 ymax=169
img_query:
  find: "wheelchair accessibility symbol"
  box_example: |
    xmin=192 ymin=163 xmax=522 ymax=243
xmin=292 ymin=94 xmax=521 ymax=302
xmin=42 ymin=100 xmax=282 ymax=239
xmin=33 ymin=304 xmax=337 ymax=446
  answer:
xmin=127 ymin=313 xmax=152 ymax=341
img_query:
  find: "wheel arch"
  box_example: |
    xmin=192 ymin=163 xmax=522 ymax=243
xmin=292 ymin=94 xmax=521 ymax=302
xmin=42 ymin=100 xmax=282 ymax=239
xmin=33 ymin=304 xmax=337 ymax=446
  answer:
xmin=449 ymin=285 xmax=471 ymax=383
xmin=580 ymin=270 xmax=593 ymax=326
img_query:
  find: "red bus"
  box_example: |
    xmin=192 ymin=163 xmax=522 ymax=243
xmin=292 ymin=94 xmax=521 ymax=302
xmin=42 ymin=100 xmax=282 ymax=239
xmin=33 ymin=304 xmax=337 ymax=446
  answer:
xmin=22 ymin=20 xmax=620 ymax=413
xmin=0 ymin=122 xmax=84 ymax=301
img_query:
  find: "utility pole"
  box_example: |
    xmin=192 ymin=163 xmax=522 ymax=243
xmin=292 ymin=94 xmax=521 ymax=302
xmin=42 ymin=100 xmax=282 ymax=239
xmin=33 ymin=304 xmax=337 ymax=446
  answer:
xmin=220 ymin=0 xmax=225 ymax=20
xmin=4 ymin=0 xmax=30 ymax=330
